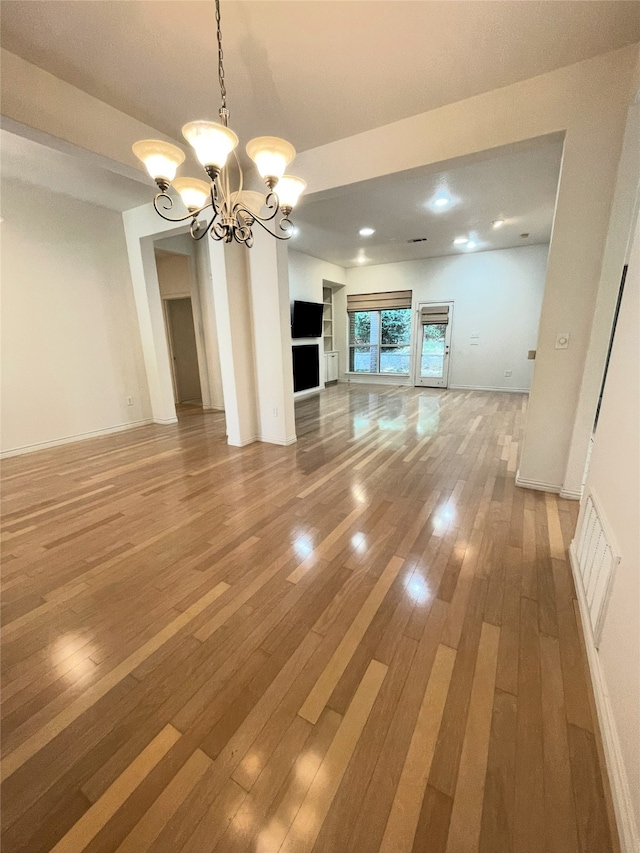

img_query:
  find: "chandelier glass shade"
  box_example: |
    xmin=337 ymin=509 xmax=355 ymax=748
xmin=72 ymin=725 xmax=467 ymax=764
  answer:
xmin=132 ymin=0 xmax=306 ymax=247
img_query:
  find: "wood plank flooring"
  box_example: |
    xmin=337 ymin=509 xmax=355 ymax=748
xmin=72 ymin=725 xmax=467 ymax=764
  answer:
xmin=1 ymin=385 xmax=616 ymax=853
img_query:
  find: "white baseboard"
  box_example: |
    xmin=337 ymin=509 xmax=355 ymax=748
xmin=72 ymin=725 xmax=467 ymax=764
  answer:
xmin=514 ymin=472 xmax=581 ymax=501
xmin=294 ymin=386 xmax=322 ymax=399
xmin=560 ymin=486 xmax=583 ymax=500
xmin=152 ymin=417 xmax=178 ymax=425
xmin=227 ymin=435 xmax=258 ymax=447
xmin=344 ymin=373 xmax=409 ymax=386
xmin=1 ymin=418 xmax=155 ymax=458
xmin=342 ymin=378 xmax=530 ymax=392
xmin=202 ymin=405 xmax=225 ymax=412
xmin=257 ymin=434 xmax=297 ymax=446
xmin=515 ymin=471 xmax=561 ymax=494
xmin=569 ymin=543 xmax=640 ymax=853
xmin=449 ymin=384 xmax=530 ymax=393
xmin=227 ymin=433 xmax=297 ymax=447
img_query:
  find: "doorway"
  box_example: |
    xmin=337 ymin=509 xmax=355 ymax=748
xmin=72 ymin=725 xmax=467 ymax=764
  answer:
xmin=164 ymin=297 xmax=202 ymax=404
xmin=414 ymin=302 xmax=453 ymax=388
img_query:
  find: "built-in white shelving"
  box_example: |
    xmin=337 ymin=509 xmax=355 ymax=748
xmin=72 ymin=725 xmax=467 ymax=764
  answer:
xmin=323 ymin=286 xmax=333 ymax=352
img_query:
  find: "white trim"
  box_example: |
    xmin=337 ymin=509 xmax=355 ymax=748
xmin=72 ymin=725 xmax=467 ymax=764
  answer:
xmin=294 ymin=386 xmax=322 ymax=399
xmin=227 ymin=433 xmax=297 ymax=447
xmin=569 ymin=543 xmax=640 ymax=853
xmin=449 ymin=384 xmax=530 ymax=393
xmin=162 ymin=296 xmax=181 ymax=404
xmin=1 ymin=418 xmax=154 ymax=458
xmin=152 ymin=417 xmax=179 ymax=425
xmin=345 ymin=373 xmax=410 ymax=386
xmin=560 ymin=486 xmax=583 ymax=500
xmin=227 ymin=435 xmax=257 ymax=447
xmin=257 ymin=434 xmax=298 ymax=446
xmin=202 ymin=405 xmax=225 ymax=412
xmin=515 ymin=471 xmax=561 ymax=494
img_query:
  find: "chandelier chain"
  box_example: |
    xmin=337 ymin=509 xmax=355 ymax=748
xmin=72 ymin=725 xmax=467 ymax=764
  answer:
xmin=215 ymin=0 xmax=227 ymax=116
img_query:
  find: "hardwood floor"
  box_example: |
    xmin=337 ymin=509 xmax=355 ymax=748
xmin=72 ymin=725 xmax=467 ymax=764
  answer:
xmin=1 ymin=385 xmax=616 ymax=853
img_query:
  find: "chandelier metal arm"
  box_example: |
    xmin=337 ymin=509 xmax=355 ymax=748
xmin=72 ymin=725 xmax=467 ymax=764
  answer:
xmin=152 ymin=191 xmax=212 ymax=224
xmin=231 ymin=190 xmax=278 ymax=224
xmin=190 ymin=214 xmax=217 ymax=240
xmin=152 ymin=186 xmax=293 ymax=245
xmin=246 ymin=211 xmax=293 ymax=241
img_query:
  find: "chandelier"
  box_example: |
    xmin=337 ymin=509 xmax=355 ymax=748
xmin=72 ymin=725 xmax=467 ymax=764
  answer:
xmin=132 ymin=0 xmax=306 ymax=247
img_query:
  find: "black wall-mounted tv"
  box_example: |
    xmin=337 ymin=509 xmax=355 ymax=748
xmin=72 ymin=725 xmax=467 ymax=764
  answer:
xmin=291 ymin=300 xmax=323 ymax=338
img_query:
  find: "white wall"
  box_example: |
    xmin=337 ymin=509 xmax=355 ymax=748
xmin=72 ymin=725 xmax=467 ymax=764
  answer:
xmin=1 ymin=178 xmax=150 ymax=455
xmin=576 ymin=218 xmax=640 ymax=851
xmin=155 ymin=249 xmax=192 ymax=299
xmin=288 ymin=249 xmax=346 ymax=390
xmin=344 ymin=244 xmax=548 ymax=391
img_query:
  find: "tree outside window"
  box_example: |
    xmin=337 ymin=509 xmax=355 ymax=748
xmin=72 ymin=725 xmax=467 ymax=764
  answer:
xmin=349 ymin=308 xmax=412 ymax=374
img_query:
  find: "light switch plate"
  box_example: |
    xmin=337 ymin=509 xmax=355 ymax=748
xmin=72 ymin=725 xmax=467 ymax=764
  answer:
xmin=555 ymin=333 xmax=570 ymax=350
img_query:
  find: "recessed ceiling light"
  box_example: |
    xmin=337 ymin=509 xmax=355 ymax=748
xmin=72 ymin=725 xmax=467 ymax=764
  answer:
xmin=356 ymin=257 xmax=366 ymax=263
xmin=359 ymin=227 xmax=375 ymax=237
xmin=466 ymin=241 xmax=477 ymax=249
xmin=427 ymin=190 xmax=458 ymax=213
xmin=453 ymin=236 xmax=468 ymax=245
xmin=492 ymin=219 xmax=505 ymax=229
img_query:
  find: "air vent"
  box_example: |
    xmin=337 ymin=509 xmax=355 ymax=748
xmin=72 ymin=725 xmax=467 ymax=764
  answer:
xmin=574 ymin=492 xmax=620 ymax=646
xmin=407 ymin=237 xmax=428 ymax=243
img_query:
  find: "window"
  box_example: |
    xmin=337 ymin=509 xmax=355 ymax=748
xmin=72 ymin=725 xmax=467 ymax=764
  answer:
xmin=349 ymin=308 xmax=412 ymax=374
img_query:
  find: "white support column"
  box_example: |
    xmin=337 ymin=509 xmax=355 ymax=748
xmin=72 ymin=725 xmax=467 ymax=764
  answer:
xmin=123 ymin=229 xmax=177 ymax=424
xmin=206 ymin=239 xmax=259 ymax=445
xmin=247 ymin=229 xmax=297 ymax=445
xmin=194 ymin=240 xmax=224 ymax=410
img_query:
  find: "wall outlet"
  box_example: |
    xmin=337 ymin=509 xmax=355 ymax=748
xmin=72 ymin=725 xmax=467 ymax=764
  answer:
xmin=127 ymin=396 xmax=134 ymax=406
xmin=555 ymin=333 xmax=570 ymax=350
xmin=504 ymin=370 xmax=512 ymax=377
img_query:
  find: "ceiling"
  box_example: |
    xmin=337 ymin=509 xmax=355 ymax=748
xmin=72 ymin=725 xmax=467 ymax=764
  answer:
xmin=291 ymin=137 xmax=563 ymax=266
xmin=2 ymin=1 xmax=639 ymax=155
xmin=0 ymin=130 xmax=152 ymax=211
xmin=1 ymin=2 xmax=635 ymax=265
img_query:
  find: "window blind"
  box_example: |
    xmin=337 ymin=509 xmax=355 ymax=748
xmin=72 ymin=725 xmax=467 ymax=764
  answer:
xmin=420 ymin=305 xmax=450 ymax=325
xmin=347 ymin=290 xmax=412 ymax=312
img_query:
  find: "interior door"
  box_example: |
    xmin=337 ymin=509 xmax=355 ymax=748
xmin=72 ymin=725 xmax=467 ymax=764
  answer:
xmin=414 ymin=303 xmax=453 ymax=388
xmin=166 ymin=298 xmax=202 ymax=403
